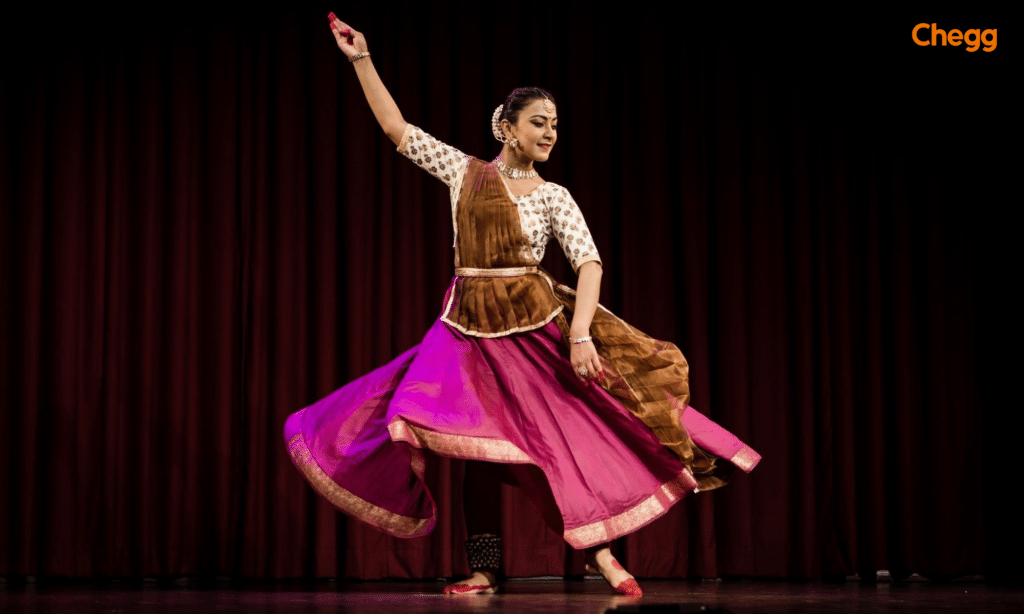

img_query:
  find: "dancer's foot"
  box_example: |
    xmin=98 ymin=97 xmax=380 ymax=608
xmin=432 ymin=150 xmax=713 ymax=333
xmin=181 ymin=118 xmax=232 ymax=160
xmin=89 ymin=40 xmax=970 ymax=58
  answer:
xmin=442 ymin=570 xmax=497 ymax=595
xmin=585 ymin=548 xmax=642 ymax=597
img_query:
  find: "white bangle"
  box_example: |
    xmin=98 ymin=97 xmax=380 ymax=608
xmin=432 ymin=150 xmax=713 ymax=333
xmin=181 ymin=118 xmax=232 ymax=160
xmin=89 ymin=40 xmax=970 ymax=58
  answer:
xmin=570 ymin=336 xmax=592 ymax=345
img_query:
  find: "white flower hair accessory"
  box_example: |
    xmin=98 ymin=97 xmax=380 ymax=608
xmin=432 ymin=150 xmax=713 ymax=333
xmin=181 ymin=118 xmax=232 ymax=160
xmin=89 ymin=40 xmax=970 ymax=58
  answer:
xmin=491 ymin=105 xmax=506 ymax=143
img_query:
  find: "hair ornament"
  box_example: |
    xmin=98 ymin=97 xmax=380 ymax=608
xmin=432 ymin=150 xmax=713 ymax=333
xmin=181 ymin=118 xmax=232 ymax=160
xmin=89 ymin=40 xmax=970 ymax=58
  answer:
xmin=491 ymin=105 xmax=506 ymax=143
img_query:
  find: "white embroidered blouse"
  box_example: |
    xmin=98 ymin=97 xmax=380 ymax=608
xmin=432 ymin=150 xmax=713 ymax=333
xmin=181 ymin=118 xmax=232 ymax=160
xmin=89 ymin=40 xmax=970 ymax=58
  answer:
xmin=397 ymin=124 xmax=602 ymax=274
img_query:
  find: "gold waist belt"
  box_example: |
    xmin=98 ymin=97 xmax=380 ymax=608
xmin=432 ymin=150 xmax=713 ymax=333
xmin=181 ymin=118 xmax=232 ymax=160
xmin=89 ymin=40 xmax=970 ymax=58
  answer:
xmin=455 ymin=266 xmax=539 ymax=278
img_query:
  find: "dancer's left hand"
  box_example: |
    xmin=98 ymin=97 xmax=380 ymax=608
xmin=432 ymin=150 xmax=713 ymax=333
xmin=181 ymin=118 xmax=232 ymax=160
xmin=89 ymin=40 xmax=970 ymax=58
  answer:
xmin=571 ymin=340 xmax=603 ymax=384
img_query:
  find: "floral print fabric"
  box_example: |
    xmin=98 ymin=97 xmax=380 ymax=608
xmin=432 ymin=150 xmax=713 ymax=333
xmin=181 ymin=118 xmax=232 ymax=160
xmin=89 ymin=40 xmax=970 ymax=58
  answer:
xmin=398 ymin=124 xmax=602 ymax=273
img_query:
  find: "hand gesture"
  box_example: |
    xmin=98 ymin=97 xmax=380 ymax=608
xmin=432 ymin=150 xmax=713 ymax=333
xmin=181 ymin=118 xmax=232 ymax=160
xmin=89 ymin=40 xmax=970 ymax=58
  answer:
xmin=327 ymin=13 xmax=368 ymax=59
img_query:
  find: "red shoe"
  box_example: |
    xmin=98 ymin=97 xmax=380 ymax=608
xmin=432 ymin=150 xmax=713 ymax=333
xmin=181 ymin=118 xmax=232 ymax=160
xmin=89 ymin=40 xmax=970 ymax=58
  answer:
xmin=443 ymin=581 xmax=496 ymax=595
xmin=585 ymin=558 xmax=643 ymax=597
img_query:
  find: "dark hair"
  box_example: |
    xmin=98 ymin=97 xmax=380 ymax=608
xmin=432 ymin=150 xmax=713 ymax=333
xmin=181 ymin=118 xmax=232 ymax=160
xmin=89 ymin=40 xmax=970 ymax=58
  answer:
xmin=501 ymin=87 xmax=556 ymax=125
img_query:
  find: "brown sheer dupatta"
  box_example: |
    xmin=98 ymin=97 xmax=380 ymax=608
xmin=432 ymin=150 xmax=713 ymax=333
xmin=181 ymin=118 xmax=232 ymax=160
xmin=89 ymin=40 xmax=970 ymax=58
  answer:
xmin=442 ymin=159 xmax=564 ymax=337
xmin=547 ymin=279 xmax=736 ymax=491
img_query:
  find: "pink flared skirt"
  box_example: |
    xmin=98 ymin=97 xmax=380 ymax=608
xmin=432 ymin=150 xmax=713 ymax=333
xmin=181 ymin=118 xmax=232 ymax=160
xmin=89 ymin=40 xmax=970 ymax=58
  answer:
xmin=283 ymin=296 xmax=758 ymax=549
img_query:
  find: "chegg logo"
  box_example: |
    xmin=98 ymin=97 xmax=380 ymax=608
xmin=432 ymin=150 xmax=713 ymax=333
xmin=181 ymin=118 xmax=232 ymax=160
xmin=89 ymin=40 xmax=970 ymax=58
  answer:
xmin=912 ymin=23 xmax=997 ymax=52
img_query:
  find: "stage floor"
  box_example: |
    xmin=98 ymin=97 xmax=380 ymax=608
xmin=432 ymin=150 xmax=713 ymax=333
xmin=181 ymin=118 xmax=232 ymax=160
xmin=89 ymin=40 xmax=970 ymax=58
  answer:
xmin=2 ymin=578 xmax=1021 ymax=613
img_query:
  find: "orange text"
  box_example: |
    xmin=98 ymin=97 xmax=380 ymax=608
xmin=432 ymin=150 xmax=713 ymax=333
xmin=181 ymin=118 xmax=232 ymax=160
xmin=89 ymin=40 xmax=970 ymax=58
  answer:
xmin=912 ymin=24 xmax=997 ymax=52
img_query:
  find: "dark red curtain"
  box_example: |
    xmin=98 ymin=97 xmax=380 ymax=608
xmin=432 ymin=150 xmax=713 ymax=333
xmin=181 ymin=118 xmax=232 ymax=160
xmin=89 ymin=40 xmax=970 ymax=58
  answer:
xmin=1 ymin=8 xmax=1014 ymax=580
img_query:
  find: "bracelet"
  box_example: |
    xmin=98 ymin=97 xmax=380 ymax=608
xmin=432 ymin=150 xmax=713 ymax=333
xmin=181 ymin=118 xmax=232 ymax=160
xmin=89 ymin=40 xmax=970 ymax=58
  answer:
xmin=349 ymin=51 xmax=371 ymax=63
xmin=570 ymin=336 xmax=593 ymax=345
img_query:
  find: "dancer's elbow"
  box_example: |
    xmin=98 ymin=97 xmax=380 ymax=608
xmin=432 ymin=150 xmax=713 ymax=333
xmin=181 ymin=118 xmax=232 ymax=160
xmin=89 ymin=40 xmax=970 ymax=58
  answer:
xmin=385 ymin=120 xmax=409 ymax=146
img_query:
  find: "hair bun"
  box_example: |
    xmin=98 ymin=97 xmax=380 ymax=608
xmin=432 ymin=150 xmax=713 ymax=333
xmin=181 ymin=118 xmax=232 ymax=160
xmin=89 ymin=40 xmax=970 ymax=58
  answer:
xmin=491 ymin=88 xmax=556 ymax=144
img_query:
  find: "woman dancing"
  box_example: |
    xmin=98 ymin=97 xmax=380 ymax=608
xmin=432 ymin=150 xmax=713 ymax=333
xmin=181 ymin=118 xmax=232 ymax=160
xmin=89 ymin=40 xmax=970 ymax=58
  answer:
xmin=282 ymin=13 xmax=761 ymax=597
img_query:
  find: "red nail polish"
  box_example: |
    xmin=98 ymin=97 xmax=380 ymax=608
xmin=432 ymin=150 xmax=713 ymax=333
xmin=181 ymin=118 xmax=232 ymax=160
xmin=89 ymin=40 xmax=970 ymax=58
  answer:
xmin=328 ymin=12 xmax=337 ymax=21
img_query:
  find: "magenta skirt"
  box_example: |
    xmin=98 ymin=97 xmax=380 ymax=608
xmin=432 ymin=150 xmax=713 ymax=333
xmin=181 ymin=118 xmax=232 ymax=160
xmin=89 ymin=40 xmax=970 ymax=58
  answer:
xmin=283 ymin=301 xmax=757 ymax=548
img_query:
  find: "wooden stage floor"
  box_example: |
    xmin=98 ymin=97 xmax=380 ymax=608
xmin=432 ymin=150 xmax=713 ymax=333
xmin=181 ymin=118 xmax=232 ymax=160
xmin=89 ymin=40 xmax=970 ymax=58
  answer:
xmin=2 ymin=578 xmax=1022 ymax=613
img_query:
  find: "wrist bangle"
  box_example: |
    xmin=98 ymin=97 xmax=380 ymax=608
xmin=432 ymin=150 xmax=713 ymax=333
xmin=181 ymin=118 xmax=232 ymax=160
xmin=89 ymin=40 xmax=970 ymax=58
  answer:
xmin=349 ymin=51 xmax=371 ymax=63
xmin=570 ymin=336 xmax=592 ymax=345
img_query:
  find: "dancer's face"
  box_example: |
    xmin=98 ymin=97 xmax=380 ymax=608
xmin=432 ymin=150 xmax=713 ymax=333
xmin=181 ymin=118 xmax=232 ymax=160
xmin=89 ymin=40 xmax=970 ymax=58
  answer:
xmin=505 ymin=98 xmax=557 ymax=162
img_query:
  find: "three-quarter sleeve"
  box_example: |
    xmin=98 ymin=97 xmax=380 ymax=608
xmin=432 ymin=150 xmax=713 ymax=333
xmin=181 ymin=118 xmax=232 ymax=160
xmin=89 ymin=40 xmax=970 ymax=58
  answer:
xmin=396 ymin=124 xmax=469 ymax=189
xmin=546 ymin=184 xmax=602 ymax=273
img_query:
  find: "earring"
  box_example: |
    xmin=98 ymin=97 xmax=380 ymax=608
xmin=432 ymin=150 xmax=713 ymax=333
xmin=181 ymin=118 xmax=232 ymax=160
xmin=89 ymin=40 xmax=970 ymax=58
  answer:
xmin=509 ymin=136 xmax=519 ymax=149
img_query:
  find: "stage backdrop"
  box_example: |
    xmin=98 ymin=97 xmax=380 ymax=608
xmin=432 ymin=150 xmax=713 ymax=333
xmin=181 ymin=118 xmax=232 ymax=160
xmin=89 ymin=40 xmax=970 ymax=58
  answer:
xmin=1 ymin=8 xmax=1013 ymax=581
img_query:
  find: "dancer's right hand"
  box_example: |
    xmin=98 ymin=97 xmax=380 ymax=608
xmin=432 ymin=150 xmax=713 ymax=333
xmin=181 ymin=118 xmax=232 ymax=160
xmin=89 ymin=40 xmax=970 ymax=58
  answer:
xmin=328 ymin=13 xmax=368 ymax=58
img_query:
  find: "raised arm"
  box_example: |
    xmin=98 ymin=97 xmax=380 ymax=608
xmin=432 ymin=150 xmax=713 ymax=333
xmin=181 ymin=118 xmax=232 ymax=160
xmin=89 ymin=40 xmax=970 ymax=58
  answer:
xmin=329 ymin=14 xmax=408 ymax=146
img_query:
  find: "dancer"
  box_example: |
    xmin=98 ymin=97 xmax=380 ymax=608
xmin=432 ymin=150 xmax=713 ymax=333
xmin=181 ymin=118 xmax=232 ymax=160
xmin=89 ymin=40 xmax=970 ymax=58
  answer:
xmin=283 ymin=13 xmax=761 ymax=597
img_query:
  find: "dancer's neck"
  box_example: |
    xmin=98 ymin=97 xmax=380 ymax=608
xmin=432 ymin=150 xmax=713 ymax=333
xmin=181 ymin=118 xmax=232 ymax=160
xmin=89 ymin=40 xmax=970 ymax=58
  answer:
xmin=499 ymin=148 xmax=534 ymax=172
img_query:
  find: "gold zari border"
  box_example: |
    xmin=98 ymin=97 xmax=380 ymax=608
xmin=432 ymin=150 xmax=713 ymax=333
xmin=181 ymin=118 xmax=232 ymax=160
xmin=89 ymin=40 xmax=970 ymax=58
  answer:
xmin=455 ymin=266 xmax=539 ymax=277
xmin=387 ymin=418 xmax=700 ymax=549
xmin=286 ymin=433 xmax=433 ymax=537
xmin=388 ymin=419 xmax=532 ymax=463
xmin=563 ymin=469 xmax=699 ymax=548
xmin=729 ymin=446 xmax=761 ymax=473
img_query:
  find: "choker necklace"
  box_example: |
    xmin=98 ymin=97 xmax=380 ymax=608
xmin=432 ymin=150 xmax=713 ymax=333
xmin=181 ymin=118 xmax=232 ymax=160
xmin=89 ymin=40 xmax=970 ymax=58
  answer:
xmin=493 ymin=157 xmax=538 ymax=180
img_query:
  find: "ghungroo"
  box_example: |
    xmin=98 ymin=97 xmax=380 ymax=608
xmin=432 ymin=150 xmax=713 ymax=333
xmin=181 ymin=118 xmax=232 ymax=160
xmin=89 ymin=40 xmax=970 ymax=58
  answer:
xmin=465 ymin=534 xmax=502 ymax=572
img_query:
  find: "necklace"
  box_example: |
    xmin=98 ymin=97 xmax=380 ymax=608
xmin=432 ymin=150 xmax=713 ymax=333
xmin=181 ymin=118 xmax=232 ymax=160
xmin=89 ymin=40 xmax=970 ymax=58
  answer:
xmin=493 ymin=157 xmax=538 ymax=180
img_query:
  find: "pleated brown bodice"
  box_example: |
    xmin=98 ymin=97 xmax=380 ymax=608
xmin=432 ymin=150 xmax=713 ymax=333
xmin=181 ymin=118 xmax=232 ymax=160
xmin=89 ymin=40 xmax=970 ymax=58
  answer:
xmin=441 ymin=158 xmax=565 ymax=337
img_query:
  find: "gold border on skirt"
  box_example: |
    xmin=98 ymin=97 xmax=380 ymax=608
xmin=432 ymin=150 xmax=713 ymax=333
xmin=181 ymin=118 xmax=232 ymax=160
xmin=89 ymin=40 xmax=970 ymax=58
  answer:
xmin=387 ymin=418 xmax=700 ymax=549
xmin=729 ymin=446 xmax=762 ymax=473
xmin=289 ymin=418 xmax=742 ymax=548
xmin=286 ymin=433 xmax=434 ymax=537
